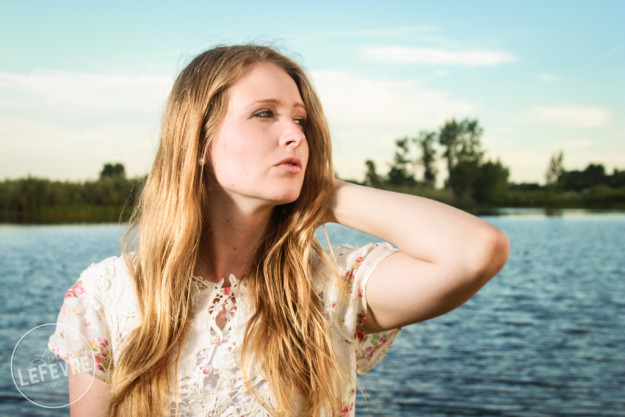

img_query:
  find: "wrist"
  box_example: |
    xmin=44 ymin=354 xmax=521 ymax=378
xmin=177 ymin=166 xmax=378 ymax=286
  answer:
xmin=322 ymin=179 xmax=345 ymax=224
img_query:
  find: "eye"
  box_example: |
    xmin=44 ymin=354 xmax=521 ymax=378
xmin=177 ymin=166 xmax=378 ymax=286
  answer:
xmin=253 ymin=109 xmax=273 ymax=119
xmin=294 ymin=117 xmax=307 ymax=129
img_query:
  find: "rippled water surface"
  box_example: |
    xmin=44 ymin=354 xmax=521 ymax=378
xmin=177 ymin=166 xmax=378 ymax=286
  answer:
xmin=1 ymin=212 xmax=624 ymax=416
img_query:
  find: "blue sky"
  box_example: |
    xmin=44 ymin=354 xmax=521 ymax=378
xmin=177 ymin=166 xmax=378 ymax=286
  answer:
xmin=1 ymin=0 xmax=623 ymax=184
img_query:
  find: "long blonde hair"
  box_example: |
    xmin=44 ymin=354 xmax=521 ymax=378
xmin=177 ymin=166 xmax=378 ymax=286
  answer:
xmin=111 ymin=45 xmax=342 ymax=416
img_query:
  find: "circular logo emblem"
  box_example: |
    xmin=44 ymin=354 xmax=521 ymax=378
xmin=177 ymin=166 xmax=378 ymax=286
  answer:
xmin=11 ymin=323 xmax=96 ymax=408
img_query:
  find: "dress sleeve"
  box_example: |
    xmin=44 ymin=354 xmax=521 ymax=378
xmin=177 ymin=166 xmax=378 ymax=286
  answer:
xmin=331 ymin=243 xmax=400 ymax=375
xmin=48 ymin=264 xmax=114 ymax=383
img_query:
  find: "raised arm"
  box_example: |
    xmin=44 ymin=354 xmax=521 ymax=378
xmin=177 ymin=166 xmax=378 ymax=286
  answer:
xmin=325 ymin=180 xmax=509 ymax=333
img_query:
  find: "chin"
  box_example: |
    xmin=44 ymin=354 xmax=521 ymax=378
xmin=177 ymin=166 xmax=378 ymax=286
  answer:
xmin=268 ymin=186 xmax=304 ymax=205
xmin=272 ymin=193 xmax=301 ymax=206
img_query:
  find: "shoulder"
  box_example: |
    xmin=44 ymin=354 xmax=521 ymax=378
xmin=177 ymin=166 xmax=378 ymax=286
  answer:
xmin=318 ymin=243 xmax=401 ymax=359
xmin=327 ymin=243 xmax=397 ymax=276
xmin=75 ymin=254 xmax=135 ymax=306
xmin=51 ymin=255 xmax=135 ymax=383
xmin=313 ymin=242 xmax=397 ymax=307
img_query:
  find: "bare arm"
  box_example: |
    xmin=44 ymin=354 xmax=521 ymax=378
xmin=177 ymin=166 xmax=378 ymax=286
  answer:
xmin=68 ymin=367 xmax=111 ymax=417
xmin=326 ymin=180 xmax=509 ymax=333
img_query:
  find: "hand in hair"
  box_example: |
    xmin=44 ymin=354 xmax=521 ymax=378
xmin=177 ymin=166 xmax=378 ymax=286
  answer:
xmin=324 ymin=180 xmax=510 ymax=333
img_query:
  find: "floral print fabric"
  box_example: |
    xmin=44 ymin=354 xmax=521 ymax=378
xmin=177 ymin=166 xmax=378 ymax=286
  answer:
xmin=48 ymin=243 xmax=399 ymax=416
xmin=324 ymin=243 xmax=400 ymax=415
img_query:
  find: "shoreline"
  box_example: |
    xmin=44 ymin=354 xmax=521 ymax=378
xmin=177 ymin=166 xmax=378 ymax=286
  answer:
xmin=2 ymin=206 xmax=625 ymax=226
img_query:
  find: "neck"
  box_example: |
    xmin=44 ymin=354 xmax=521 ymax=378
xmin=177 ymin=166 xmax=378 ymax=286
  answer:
xmin=196 ymin=189 xmax=274 ymax=283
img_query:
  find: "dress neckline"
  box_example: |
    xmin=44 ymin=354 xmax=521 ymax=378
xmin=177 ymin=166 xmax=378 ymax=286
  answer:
xmin=192 ymin=273 xmax=240 ymax=292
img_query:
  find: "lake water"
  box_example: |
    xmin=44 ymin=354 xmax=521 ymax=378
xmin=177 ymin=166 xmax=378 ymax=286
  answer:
xmin=1 ymin=211 xmax=624 ymax=416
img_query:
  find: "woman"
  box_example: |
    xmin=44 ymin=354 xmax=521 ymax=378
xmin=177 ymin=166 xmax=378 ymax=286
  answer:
xmin=49 ymin=44 xmax=509 ymax=417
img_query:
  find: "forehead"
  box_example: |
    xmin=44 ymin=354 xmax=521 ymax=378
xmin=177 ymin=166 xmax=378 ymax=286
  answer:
xmin=226 ymin=62 xmax=304 ymax=107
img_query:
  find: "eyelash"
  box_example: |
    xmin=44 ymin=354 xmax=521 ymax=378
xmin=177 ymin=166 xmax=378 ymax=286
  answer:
xmin=254 ymin=110 xmax=273 ymax=119
xmin=253 ymin=110 xmax=307 ymax=128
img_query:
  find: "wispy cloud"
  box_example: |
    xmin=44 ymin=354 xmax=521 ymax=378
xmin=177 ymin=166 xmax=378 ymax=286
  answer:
xmin=305 ymin=25 xmax=442 ymax=38
xmin=361 ymin=46 xmax=516 ymax=66
xmin=590 ymin=42 xmax=625 ymax=65
xmin=310 ymin=70 xmax=479 ymax=178
xmin=527 ymin=105 xmax=612 ymax=128
xmin=0 ymin=70 xmax=172 ymax=118
xmin=290 ymin=26 xmax=450 ymax=43
xmin=537 ymin=73 xmax=562 ymax=82
xmin=0 ymin=70 xmax=173 ymax=179
xmin=311 ymin=70 xmax=478 ymax=128
xmin=555 ymin=139 xmax=592 ymax=148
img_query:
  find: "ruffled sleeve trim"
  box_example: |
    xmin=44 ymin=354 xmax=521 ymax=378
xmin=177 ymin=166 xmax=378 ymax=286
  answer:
xmin=48 ymin=257 xmax=121 ymax=383
xmin=328 ymin=243 xmax=401 ymax=375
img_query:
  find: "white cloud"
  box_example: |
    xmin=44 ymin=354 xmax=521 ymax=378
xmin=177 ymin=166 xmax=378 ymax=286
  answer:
xmin=315 ymin=25 xmax=442 ymax=38
xmin=0 ymin=70 xmax=173 ymax=179
xmin=527 ymin=105 xmax=612 ymax=128
xmin=311 ymin=70 xmax=478 ymax=130
xmin=537 ymin=73 xmax=561 ymax=82
xmin=362 ymin=46 xmax=516 ymax=66
xmin=555 ymin=139 xmax=592 ymax=148
xmin=0 ymin=69 xmax=481 ymax=181
xmin=291 ymin=26 xmax=447 ymax=42
xmin=0 ymin=70 xmax=172 ymax=123
xmin=310 ymin=70 xmax=479 ymax=179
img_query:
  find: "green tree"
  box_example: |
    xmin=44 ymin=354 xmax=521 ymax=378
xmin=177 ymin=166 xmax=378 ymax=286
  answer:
xmin=439 ymin=118 xmax=484 ymax=198
xmin=100 ymin=163 xmax=126 ymax=179
xmin=583 ymin=163 xmax=607 ymax=187
xmin=609 ymin=168 xmax=625 ymax=188
xmin=474 ymin=159 xmax=510 ymax=205
xmin=386 ymin=137 xmax=416 ymax=186
xmin=415 ymin=131 xmax=437 ymax=187
xmin=561 ymin=163 xmax=607 ymax=192
xmin=449 ymin=160 xmax=481 ymax=201
xmin=545 ymin=151 xmax=564 ymax=190
xmin=439 ymin=119 xmax=462 ymax=181
xmin=364 ymin=159 xmax=382 ymax=187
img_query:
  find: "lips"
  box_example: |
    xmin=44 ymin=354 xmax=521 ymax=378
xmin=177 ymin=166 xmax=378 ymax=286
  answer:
xmin=274 ymin=157 xmax=303 ymax=173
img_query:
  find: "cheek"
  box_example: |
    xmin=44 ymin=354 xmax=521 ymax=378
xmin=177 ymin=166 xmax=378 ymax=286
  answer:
xmin=209 ymin=142 xmax=224 ymax=173
xmin=302 ymin=141 xmax=310 ymax=170
xmin=210 ymin=137 xmax=255 ymax=184
xmin=211 ymin=125 xmax=236 ymax=167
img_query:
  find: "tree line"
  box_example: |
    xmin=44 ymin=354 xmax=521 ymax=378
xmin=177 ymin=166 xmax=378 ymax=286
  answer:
xmin=363 ymin=118 xmax=509 ymax=206
xmin=0 ymin=163 xmax=143 ymax=223
xmin=360 ymin=118 xmax=625 ymax=210
xmin=543 ymin=151 xmax=625 ymax=192
xmin=1 ymin=123 xmax=624 ymax=223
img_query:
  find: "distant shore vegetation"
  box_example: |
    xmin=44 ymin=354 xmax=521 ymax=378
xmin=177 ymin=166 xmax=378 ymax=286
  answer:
xmin=354 ymin=118 xmax=625 ymax=212
xmin=0 ymin=163 xmax=143 ymax=223
xmin=1 ymin=119 xmax=624 ymax=223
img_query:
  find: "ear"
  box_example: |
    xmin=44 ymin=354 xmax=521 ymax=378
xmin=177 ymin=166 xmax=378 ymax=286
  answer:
xmin=198 ymin=140 xmax=210 ymax=167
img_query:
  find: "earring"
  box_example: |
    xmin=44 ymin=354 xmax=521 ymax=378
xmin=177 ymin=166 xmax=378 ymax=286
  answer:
xmin=198 ymin=157 xmax=205 ymax=166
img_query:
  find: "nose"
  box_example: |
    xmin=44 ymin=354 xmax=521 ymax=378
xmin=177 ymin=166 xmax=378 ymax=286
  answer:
xmin=279 ymin=119 xmax=306 ymax=148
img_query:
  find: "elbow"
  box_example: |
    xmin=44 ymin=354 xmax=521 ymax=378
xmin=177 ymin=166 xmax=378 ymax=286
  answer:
xmin=428 ymin=224 xmax=509 ymax=318
xmin=475 ymin=224 xmax=510 ymax=281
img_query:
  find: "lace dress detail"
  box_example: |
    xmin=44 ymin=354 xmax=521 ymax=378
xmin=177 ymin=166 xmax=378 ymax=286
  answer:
xmin=175 ymin=275 xmax=273 ymax=417
xmin=48 ymin=243 xmax=400 ymax=417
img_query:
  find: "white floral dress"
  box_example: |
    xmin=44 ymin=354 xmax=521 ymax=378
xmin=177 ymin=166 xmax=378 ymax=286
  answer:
xmin=49 ymin=243 xmax=399 ymax=416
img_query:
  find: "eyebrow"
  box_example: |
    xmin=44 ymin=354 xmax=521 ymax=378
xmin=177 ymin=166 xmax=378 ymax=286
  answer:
xmin=246 ymin=99 xmax=306 ymax=111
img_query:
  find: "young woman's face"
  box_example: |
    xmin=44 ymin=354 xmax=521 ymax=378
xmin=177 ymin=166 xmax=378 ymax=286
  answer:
xmin=209 ymin=62 xmax=309 ymax=209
